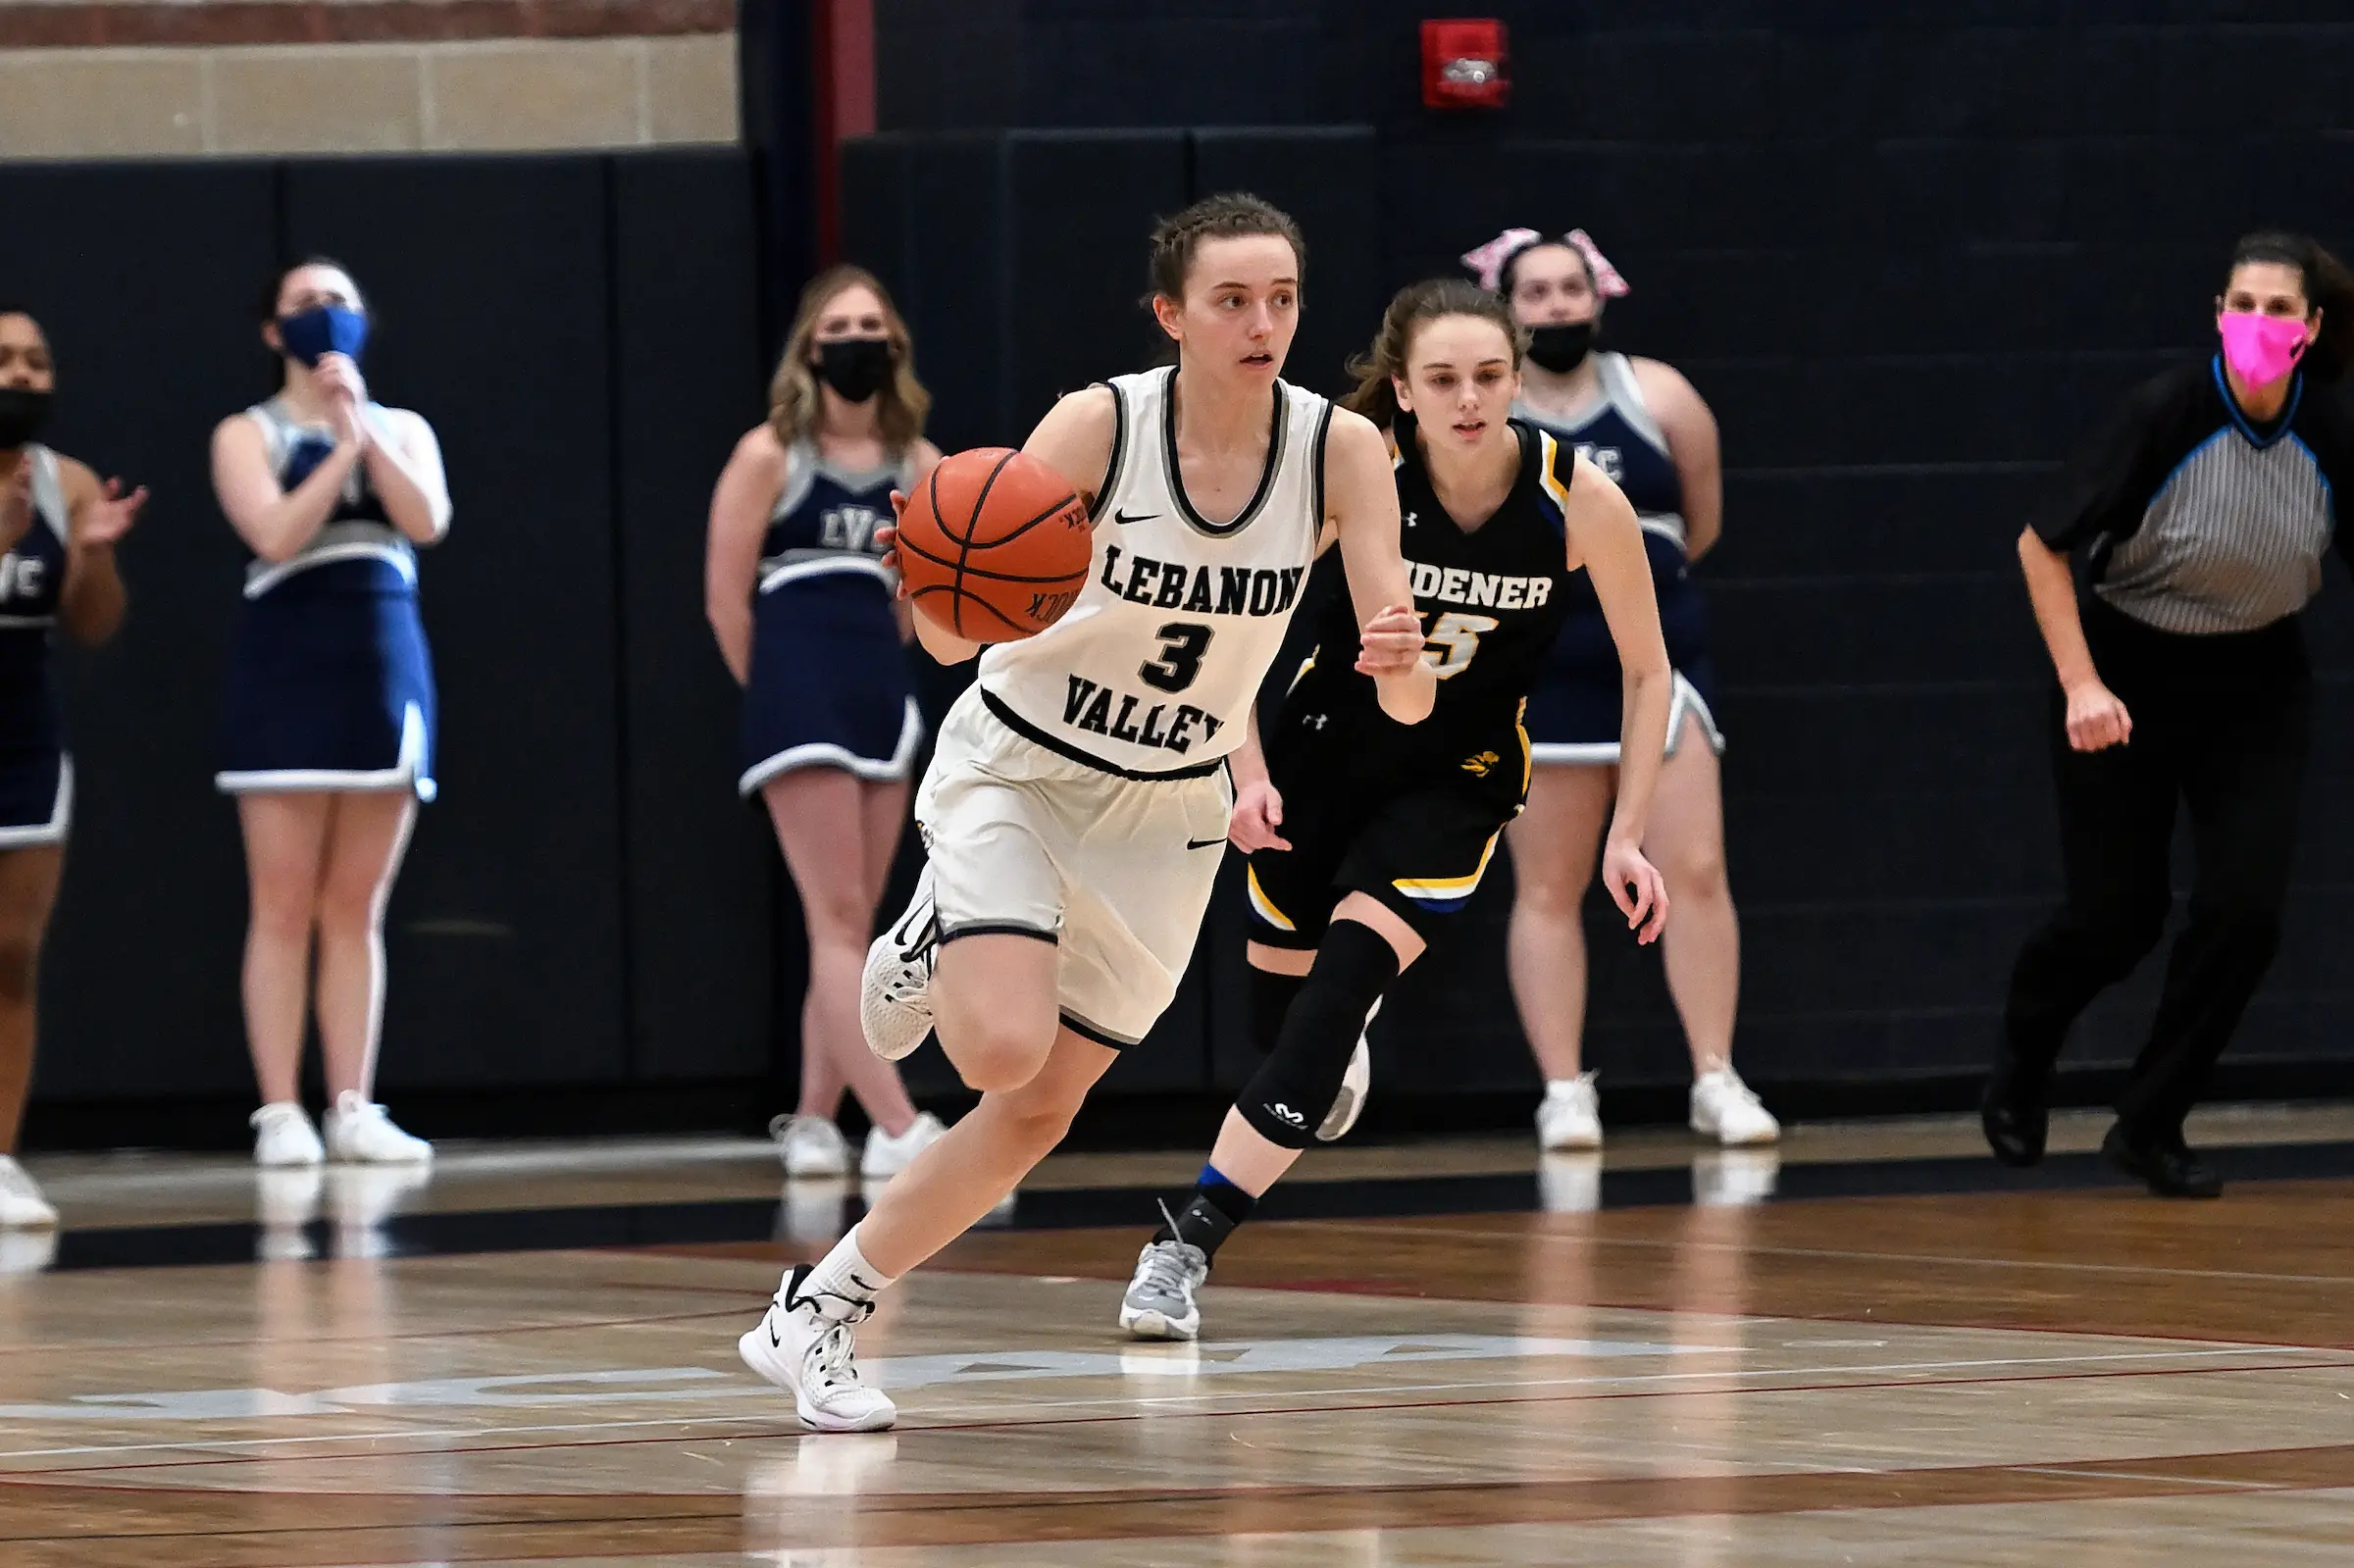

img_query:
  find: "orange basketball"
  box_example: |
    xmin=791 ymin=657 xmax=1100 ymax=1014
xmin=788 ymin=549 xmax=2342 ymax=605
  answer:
xmin=896 ymin=448 xmax=1094 ymax=642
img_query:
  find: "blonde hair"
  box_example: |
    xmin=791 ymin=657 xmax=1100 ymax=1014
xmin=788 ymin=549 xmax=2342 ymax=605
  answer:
xmin=766 ymin=265 xmax=932 ymax=452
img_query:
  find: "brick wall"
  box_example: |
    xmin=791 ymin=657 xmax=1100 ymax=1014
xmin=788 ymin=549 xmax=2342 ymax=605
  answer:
xmin=0 ymin=0 xmax=737 ymax=154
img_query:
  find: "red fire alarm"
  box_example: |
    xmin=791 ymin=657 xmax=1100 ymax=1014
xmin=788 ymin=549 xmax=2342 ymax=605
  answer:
xmin=1422 ymin=19 xmax=1509 ymax=110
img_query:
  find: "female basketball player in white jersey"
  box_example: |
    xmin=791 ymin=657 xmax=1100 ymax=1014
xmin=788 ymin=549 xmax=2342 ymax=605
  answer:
xmin=0 ymin=308 xmax=142 ymax=1231
xmin=213 ymin=259 xmax=448 ymax=1168
xmin=706 ymin=266 xmax=945 ymax=1181
xmin=738 ymin=193 xmax=1434 ymax=1431
xmin=1465 ymin=229 xmax=1776 ymax=1151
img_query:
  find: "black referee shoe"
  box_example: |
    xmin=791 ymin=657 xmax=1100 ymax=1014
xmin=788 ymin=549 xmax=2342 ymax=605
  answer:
xmin=2101 ymin=1124 xmax=2223 ymax=1199
xmin=1979 ymin=1054 xmax=2049 ymax=1168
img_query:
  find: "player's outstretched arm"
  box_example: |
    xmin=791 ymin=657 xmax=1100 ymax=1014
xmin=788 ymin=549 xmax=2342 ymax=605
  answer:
xmin=1564 ymin=449 xmax=1671 ymax=942
xmin=1324 ymin=408 xmax=1435 ymax=725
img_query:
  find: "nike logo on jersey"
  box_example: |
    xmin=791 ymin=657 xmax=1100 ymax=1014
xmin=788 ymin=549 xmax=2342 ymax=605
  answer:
xmin=1100 ymin=544 xmax=1305 ymax=619
xmin=1407 ymin=560 xmax=1554 ymax=611
xmin=1185 ymin=836 xmax=1227 ymax=850
xmin=1114 ymin=509 xmax=1157 ymax=526
xmin=1061 ymin=674 xmax=1226 ymax=755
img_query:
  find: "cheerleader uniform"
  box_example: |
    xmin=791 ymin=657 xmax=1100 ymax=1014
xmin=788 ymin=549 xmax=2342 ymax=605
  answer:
xmin=736 ymin=440 xmax=922 ymax=794
xmin=0 ymin=446 xmax=74 ymax=846
xmin=1515 ymin=351 xmax=1723 ymax=764
xmin=216 ymin=399 xmax=437 ymax=800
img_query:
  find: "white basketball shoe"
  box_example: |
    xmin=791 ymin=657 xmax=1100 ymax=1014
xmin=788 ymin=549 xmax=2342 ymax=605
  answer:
xmin=861 ymin=867 xmax=939 ymax=1063
xmin=739 ymin=1263 xmax=896 ymax=1432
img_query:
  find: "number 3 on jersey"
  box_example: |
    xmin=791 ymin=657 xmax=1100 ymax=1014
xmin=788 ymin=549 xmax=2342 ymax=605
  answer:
xmin=1420 ymin=610 xmax=1497 ymax=680
xmin=1140 ymin=622 xmax=1213 ymax=692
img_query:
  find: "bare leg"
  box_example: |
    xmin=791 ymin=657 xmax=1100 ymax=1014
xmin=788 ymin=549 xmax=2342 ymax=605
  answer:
xmin=312 ymin=791 xmax=417 ymax=1100
xmin=238 ymin=794 xmax=333 ymax=1105
xmin=856 ymin=1022 xmax=1114 ymax=1278
xmin=1505 ymin=765 xmax=1615 ymax=1081
xmin=0 ymin=846 xmax=64 ymax=1153
xmin=1650 ymin=720 xmax=1740 ymax=1075
xmin=764 ymin=768 xmax=917 ymax=1136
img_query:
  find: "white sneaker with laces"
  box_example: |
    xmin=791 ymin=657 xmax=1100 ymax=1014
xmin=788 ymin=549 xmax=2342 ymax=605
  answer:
xmin=1691 ymin=1067 xmax=1780 ymax=1146
xmin=323 ymin=1091 xmax=434 ymax=1165
xmin=251 ymin=1101 xmax=325 ymax=1168
xmin=738 ymin=1263 xmax=896 ymax=1432
xmin=0 ymin=1154 xmax=58 ymax=1229
xmin=1537 ymin=1073 xmax=1603 ymax=1151
xmin=1118 ymin=1237 xmax=1209 ymax=1340
xmin=771 ymin=1115 xmax=851 ymax=1178
xmin=862 ymin=866 xmax=940 ymax=1062
xmin=859 ymin=1111 xmax=945 ymax=1179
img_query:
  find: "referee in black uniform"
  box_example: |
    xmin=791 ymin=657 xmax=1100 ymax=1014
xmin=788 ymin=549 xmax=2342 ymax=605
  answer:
xmin=1984 ymin=230 xmax=2354 ymax=1197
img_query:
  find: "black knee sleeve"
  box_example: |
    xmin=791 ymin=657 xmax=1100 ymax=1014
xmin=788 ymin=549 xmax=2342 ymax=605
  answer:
xmin=1249 ymin=966 xmax=1305 ymax=1057
xmin=1238 ymin=921 xmax=1398 ymax=1149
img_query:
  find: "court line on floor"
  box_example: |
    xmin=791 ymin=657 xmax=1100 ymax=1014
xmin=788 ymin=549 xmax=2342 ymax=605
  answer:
xmin=1307 ymin=1218 xmax=2354 ymax=1288
xmin=5 ymin=1349 xmax=2340 ymax=1472
xmin=0 ymin=1303 xmax=761 ymax=1361
xmin=9 ymin=1441 xmax=2354 ymax=1560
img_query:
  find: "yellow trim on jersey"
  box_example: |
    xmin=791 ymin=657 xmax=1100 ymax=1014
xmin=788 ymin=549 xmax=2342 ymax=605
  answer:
xmin=1287 ymin=652 xmax=1317 ymax=692
xmin=1247 ymin=865 xmax=1296 ymax=931
xmin=1393 ymin=831 xmax=1503 ymax=903
xmin=1537 ymin=430 xmax=1573 ymax=516
xmin=1515 ymin=696 xmax=1533 ymax=796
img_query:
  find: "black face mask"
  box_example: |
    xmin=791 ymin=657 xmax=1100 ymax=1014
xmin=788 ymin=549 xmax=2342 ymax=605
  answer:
xmin=0 ymin=388 xmax=53 ymax=450
xmin=1525 ymin=323 xmax=1595 ymax=375
xmin=815 ymin=337 xmax=895 ymax=403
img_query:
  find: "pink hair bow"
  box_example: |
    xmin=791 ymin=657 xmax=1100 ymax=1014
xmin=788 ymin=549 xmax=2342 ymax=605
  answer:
xmin=1459 ymin=228 xmax=1631 ymax=298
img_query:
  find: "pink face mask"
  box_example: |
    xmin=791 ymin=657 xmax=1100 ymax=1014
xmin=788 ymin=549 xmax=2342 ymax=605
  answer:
xmin=2219 ymin=311 xmax=2311 ymax=388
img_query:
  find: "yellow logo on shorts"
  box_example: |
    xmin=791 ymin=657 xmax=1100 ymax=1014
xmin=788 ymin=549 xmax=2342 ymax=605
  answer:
xmin=1461 ymin=750 xmax=1500 ymax=778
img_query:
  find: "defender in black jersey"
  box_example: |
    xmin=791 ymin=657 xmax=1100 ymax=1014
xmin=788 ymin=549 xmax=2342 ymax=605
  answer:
xmin=1246 ymin=410 xmax=1578 ymax=951
xmin=1118 ymin=279 xmax=1677 ymax=1341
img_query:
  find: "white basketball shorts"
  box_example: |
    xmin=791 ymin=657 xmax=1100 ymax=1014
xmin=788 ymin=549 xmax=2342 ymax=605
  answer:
xmin=916 ymin=683 xmax=1233 ymax=1047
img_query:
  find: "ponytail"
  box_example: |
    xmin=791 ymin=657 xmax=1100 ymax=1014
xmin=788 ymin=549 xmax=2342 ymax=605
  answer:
xmin=1343 ymin=278 xmax=1521 ymax=429
xmin=2226 ymin=230 xmax=2354 ymax=383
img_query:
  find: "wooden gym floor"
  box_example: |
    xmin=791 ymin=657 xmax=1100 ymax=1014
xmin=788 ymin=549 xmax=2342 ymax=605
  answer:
xmin=2 ymin=1104 xmax=2351 ymax=1564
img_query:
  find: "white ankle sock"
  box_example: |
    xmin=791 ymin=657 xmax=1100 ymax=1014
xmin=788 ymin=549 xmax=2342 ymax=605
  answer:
xmin=793 ymin=1224 xmax=897 ymax=1310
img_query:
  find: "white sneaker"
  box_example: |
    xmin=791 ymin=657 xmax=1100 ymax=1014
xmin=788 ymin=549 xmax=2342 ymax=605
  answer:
xmin=738 ymin=1263 xmax=896 ymax=1432
xmin=323 ymin=1091 xmax=434 ymax=1165
xmin=771 ymin=1115 xmax=851 ymax=1178
xmin=251 ymin=1101 xmax=325 ymax=1168
xmin=860 ymin=1111 xmax=945 ymax=1179
xmin=861 ymin=867 xmax=939 ymax=1062
xmin=0 ymin=1155 xmax=58 ymax=1229
xmin=1537 ymin=1073 xmax=1602 ymax=1151
xmin=1316 ymin=998 xmax=1379 ymax=1142
xmin=1118 ymin=1238 xmax=1208 ymax=1340
xmin=1691 ymin=1067 xmax=1780 ymax=1146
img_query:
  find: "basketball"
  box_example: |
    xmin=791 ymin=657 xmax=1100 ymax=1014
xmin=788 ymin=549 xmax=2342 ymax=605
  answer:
xmin=895 ymin=447 xmax=1094 ymax=641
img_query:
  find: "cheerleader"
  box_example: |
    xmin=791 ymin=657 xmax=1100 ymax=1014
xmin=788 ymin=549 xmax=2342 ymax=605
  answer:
xmin=212 ymin=259 xmax=447 ymax=1168
xmin=706 ymin=267 xmax=944 ymax=1180
xmin=1462 ymin=228 xmax=1777 ymax=1150
xmin=0 ymin=308 xmax=141 ymax=1228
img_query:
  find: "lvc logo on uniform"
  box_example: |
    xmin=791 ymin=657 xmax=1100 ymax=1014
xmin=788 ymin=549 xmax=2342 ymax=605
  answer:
xmin=818 ymin=504 xmax=887 ymax=554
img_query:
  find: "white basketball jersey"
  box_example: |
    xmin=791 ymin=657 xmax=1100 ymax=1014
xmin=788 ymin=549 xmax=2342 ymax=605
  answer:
xmin=978 ymin=366 xmax=1331 ymax=777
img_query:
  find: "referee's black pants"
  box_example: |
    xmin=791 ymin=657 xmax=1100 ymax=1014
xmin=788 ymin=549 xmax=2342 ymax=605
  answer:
xmin=2003 ymin=598 xmax=2310 ymax=1143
